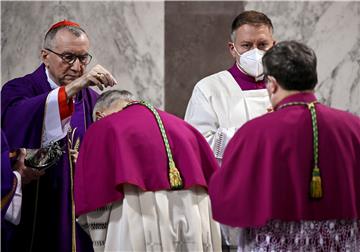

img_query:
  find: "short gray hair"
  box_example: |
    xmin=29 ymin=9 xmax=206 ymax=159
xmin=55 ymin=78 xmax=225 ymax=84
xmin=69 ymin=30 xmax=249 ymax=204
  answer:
xmin=92 ymin=90 xmax=134 ymax=121
xmin=43 ymin=26 xmax=87 ymax=49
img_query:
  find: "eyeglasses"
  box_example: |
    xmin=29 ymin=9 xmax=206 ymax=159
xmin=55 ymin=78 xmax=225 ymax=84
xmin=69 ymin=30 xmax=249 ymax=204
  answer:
xmin=45 ymin=48 xmax=92 ymax=65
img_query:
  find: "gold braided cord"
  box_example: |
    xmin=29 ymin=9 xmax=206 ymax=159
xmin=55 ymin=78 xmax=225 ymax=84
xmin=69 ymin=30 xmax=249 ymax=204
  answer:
xmin=67 ymin=127 xmax=78 ymax=252
xmin=125 ymin=101 xmax=183 ymax=189
xmin=277 ymin=101 xmax=323 ymax=199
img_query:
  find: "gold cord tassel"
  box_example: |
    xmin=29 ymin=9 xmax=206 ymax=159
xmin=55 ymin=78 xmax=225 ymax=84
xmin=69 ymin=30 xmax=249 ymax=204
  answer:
xmin=169 ymin=160 xmax=183 ymax=189
xmin=310 ymin=167 xmax=323 ymax=199
xmin=127 ymin=100 xmax=184 ymax=190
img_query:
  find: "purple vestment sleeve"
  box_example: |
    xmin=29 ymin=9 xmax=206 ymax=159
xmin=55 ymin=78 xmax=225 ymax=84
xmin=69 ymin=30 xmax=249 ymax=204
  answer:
xmin=1 ymin=64 xmax=98 ymax=149
xmin=1 ymin=64 xmax=52 ymax=149
xmin=1 ymin=131 xmax=20 ymax=252
xmin=209 ymin=92 xmax=360 ymax=228
xmin=1 ymin=130 xmax=16 ymax=219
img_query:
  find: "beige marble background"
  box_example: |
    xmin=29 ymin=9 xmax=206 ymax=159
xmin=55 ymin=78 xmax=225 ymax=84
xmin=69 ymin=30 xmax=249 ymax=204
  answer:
xmin=1 ymin=1 xmax=164 ymax=108
xmin=245 ymin=1 xmax=360 ymax=116
xmin=165 ymin=1 xmax=245 ymax=117
xmin=1 ymin=1 xmax=359 ymax=116
xmin=165 ymin=1 xmax=360 ymax=117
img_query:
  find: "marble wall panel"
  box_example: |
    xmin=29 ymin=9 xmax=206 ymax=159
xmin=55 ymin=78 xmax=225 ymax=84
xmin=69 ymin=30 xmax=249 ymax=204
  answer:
xmin=245 ymin=1 xmax=360 ymax=115
xmin=1 ymin=1 xmax=164 ymax=108
xmin=2 ymin=1 xmax=359 ymax=116
xmin=165 ymin=1 xmax=245 ymax=118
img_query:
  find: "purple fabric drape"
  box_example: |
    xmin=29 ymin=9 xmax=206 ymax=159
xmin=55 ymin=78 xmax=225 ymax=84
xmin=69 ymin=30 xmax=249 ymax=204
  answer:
xmin=209 ymin=92 xmax=360 ymax=228
xmin=1 ymin=130 xmax=15 ymax=218
xmin=1 ymin=130 xmax=17 ymax=252
xmin=75 ymin=104 xmax=219 ymax=216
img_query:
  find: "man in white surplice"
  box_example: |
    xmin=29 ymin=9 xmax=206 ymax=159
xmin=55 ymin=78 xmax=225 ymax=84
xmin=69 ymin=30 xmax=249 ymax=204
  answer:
xmin=184 ymin=10 xmax=276 ymax=249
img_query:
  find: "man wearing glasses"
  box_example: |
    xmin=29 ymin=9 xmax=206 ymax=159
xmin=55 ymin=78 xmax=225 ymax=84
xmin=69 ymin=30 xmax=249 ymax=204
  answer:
xmin=1 ymin=20 xmax=117 ymax=252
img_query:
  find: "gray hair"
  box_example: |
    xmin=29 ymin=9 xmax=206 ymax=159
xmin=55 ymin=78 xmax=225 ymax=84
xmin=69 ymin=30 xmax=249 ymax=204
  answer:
xmin=43 ymin=26 xmax=87 ymax=49
xmin=92 ymin=90 xmax=134 ymax=121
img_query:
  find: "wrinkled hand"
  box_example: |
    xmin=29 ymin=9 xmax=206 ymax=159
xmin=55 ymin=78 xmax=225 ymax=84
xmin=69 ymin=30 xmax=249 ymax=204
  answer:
xmin=65 ymin=64 xmax=118 ymax=98
xmin=69 ymin=149 xmax=79 ymax=164
xmin=13 ymin=148 xmax=45 ymax=184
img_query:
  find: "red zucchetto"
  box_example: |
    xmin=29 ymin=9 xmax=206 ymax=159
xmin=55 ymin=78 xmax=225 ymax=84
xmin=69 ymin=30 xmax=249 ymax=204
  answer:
xmin=47 ymin=20 xmax=80 ymax=33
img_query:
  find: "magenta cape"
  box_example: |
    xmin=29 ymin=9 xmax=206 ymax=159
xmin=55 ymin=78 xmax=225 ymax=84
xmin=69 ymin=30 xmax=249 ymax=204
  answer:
xmin=209 ymin=92 xmax=360 ymax=228
xmin=75 ymin=104 xmax=219 ymax=216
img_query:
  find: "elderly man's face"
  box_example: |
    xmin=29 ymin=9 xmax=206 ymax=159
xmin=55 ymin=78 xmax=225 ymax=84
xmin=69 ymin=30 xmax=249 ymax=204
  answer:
xmin=42 ymin=29 xmax=90 ymax=86
xmin=229 ymin=24 xmax=274 ymax=59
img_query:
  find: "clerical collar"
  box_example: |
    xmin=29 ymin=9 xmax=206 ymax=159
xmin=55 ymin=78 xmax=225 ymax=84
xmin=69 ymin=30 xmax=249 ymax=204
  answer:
xmin=274 ymin=92 xmax=317 ymax=111
xmin=45 ymin=68 xmax=60 ymax=90
xmin=227 ymin=63 xmax=265 ymax=91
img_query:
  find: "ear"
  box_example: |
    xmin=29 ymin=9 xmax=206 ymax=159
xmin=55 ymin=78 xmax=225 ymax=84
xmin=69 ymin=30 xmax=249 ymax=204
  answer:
xmin=228 ymin=42 xmax=237 ymax=58
xmin=41 ymin=49 xmax=49 ymax=67
xmin=266 ymin=75 xmax=278 ymax=94
xmin=95 ymin=111 xmax=104 ymax=121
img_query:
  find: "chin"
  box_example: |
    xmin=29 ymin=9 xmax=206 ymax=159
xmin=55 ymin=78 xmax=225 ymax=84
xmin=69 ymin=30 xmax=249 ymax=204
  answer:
xmin=63 ymin=77 xmax=77 ymax=84
xmin=60 ymin=80 xmax=71 ymax=86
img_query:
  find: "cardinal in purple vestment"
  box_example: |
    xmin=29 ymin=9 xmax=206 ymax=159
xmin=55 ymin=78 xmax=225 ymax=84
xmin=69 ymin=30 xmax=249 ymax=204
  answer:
xmin=209 ymin=41 xmax=360 ymax=251
xmin=1 ymin=20 xmax=116 ymax=252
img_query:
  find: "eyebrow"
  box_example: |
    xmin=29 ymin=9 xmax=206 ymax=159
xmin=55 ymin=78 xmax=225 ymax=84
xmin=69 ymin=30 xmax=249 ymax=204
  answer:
xmin=239 ymin=41 xmax=253 ymax=44
xmin=61 ymin=51 xmax=90 ymax=56
xmin=257 ymin=39 xmax=271 ymax=42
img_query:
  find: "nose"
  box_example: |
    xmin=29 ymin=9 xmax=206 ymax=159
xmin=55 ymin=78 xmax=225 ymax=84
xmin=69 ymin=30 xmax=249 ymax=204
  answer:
xmin=70 ymin=58 xmax=84 ymax=72
xmin=250 ymin=45 xmax=258 ymax=50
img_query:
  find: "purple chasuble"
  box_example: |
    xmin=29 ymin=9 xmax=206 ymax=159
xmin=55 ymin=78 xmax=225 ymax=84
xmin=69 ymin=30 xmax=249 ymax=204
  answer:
xmin=1 ymin=130 xmax=17 ymax=252
xmin=75 ymin=104 xmax=219 ymax=216
xmin=227 ymin=63 xmax=265 ymax=90
xmin=209 ymin=92 xmax=360 ymax=228
xmin=1 ymin=64 xmax=97 ymax=252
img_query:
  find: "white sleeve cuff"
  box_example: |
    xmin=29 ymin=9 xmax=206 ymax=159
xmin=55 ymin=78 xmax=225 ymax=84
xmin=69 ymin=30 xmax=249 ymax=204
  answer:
xmin=4 ymin=171 xmax=22 ymax=225
xmin=42 ymin=88 xmax=70 ymax=146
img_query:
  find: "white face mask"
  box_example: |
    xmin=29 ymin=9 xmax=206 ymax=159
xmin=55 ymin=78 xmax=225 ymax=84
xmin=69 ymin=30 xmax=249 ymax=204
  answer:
xmin=234 ymin=46 xmax=265 ymax=80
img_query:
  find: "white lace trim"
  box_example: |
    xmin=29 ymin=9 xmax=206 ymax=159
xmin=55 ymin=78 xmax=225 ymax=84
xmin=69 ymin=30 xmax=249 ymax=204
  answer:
xmin=238 ymin=220 xmax=360 ymax=252
xmin=213 ymin=127 xmax=238 ymax=160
